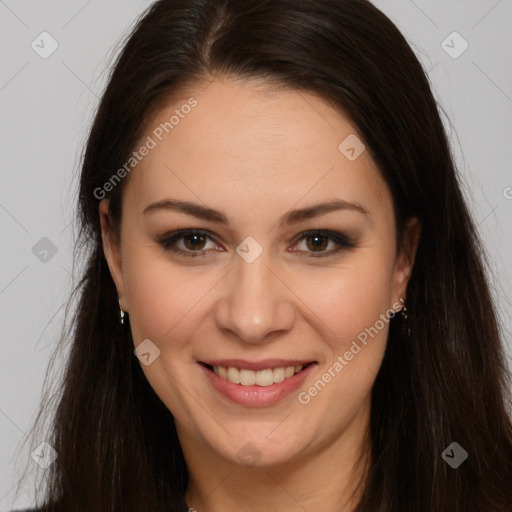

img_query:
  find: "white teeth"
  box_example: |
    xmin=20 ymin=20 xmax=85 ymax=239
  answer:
xmin=212 ymin=364 xmax=305 ymax=386
xmin=239 ymin=369 xmax=256 ymax=385
xmin=227 ymin=366 xmax=240 ymax=384
xmin=255 ymin=369 xmax=274 ymax=386
xmin=273 ymin=367 xmax=285 ymax=383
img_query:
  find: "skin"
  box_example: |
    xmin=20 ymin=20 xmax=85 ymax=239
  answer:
xmin=99 ymin=77 xmax=421 ymax=512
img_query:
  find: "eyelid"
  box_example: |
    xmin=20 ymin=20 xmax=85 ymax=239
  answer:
xmin=157 ymin=229 xmax=356 ymax=258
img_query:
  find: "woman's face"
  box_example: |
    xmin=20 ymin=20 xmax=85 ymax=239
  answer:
xmin=100 ymin=78 xmax=419 ymax=468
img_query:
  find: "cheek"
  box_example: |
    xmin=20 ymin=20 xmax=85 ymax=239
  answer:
xmin=297 ymin=266 xmax=393 ymax=418
xmin=301 ymin=252 xmax=395 ymax=340
xmin=123 ymin=247 xmax=226 ymax=362
xmin=122 ymin=250 xmax=206 ymax=416
xmin=122 ymin=247 xmax=191 ymax=342
xmin=301 ymin=252 xmax=395 ymax=404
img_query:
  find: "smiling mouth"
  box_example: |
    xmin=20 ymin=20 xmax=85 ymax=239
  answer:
xmin=200 ymin=362 xmax=316 ymax=387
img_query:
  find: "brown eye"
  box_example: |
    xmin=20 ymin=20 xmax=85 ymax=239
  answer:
xmin=292 ymin=230 xmax=355 ymax=257
xmin=158 ymin=230 xmax=219 ymax=257
xmin=304 ymin=234 xmax=329 ymax=252
xmin=182 ymin=233 xmax=208 ymax=251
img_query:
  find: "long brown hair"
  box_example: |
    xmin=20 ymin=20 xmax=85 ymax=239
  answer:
xmin=16 ymin=0 xmax=512 ymax=510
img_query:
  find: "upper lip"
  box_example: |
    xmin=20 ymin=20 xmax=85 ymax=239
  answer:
xmin=199 ymin=359 xmax=317 ymax=372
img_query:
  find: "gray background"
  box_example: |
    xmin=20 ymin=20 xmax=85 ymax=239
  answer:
xmin=1 ymin=0 xmax=511 ymax=509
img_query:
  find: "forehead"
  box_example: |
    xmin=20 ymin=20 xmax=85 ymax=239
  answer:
xmin=124 ymin=77 xmax=389 ymax=222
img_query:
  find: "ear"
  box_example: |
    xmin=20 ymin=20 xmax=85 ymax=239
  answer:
xmin=392 ymin=216 xmax=421 ymax=303
xmin=99 ymin=199 xmax=127 ymax=311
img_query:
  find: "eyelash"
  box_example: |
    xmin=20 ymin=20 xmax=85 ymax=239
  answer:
xmin=157 ymin=229 xmax=355 ymax=258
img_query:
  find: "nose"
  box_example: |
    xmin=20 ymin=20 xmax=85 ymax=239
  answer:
xmin=214 ymin=250 xmax=295 ymax=344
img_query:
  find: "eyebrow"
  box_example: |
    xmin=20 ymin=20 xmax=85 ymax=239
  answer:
xmin=142 ymin=198 xmax=369 ymax=226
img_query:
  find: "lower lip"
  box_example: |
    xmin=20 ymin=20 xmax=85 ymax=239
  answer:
xmin=199 ymin=363 xmax=317 ymax=407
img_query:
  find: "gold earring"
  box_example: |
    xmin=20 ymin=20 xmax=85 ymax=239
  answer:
xmin=399 ymin=297 xmax=408 ymax=320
